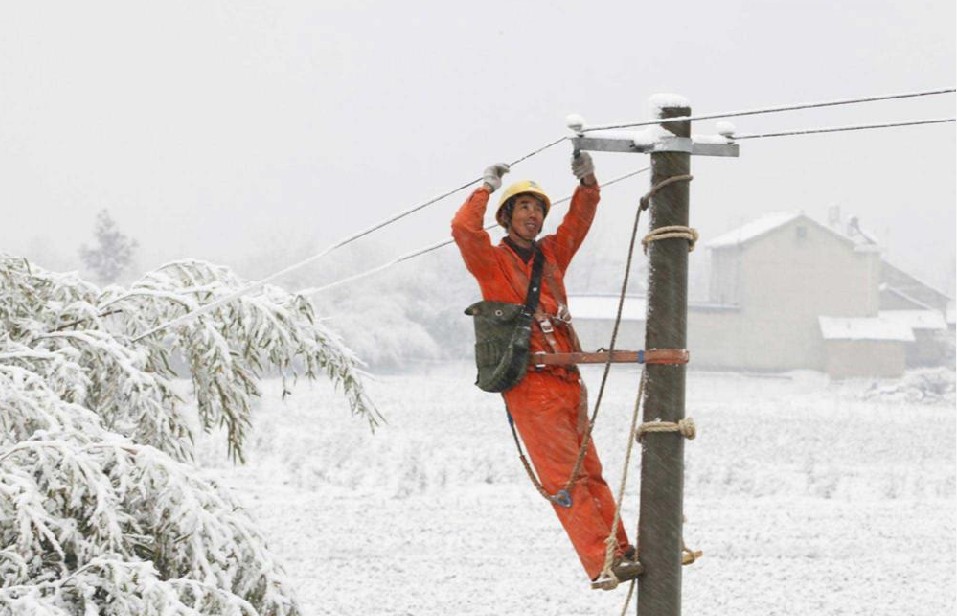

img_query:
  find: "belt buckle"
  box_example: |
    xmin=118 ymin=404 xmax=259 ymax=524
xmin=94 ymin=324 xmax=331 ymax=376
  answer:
xmin=533 ymin=351 xmax=546 ymax=371
xmin=538 ymin=318 xmax=554 ymax=334
xmin=557 ymin=303 xmax=572 ymax=324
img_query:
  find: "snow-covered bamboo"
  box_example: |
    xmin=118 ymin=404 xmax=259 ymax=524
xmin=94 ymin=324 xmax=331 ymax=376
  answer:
xmin=1 ymin=256 xmax=378 ymax=613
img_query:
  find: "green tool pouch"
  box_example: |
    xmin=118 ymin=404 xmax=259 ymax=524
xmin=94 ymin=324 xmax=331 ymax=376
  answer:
xmin=464 ymin=245 xmax=544 ymax=394
xmin=464 ymin=302 xmax=533 ymax=393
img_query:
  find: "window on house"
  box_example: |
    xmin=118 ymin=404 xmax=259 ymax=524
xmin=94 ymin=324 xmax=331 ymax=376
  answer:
xmin=796 ymin=225 xmax=807 ymax=239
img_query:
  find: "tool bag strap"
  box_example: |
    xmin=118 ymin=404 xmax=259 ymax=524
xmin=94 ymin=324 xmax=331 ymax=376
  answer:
xmin=522 ymin=244 xmax=545 ymax=318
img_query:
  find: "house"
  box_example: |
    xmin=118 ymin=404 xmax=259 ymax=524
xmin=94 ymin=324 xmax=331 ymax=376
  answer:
xmin=697 ymin=211 xmax=886 ymax=374
xmin=568 ymin=294 xmax=647 ymax=352
xmin=818 ymin=316 xmax=913 ymax=378
xmin=568 ymin=211 xmax=951 ymax=378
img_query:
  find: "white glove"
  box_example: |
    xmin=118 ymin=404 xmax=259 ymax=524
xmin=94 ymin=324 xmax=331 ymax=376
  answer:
xmin=571 ymin=151 xmax=594 ymax=179
xmin=482 ymin=163 xmax=510 ymax=192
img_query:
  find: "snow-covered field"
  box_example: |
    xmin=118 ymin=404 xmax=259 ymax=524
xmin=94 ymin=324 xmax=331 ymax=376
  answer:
xmin=196 ymin=364 xmax=955 ymax=615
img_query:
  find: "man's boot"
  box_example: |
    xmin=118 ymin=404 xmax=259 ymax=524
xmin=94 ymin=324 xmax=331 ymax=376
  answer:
xmin=611 ymin=555 xmax=643 ymax=582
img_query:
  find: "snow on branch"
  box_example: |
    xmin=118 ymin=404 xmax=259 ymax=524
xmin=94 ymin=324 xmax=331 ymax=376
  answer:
xmin=1 ymin=255 xmax=380 ymax=613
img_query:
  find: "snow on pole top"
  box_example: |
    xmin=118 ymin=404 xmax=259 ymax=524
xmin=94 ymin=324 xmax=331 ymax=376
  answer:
xmin=565 ymin=113 xmax=586 ymax=133
xmin=649 ymin=93 xmax=692 ymax=114
xmin=632 ymin=125 xmax=673 ymax=146
xmin=716 ymin=121 xmax=737 ymax=137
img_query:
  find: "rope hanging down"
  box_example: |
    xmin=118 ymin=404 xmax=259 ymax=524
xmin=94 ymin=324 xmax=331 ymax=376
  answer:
xmin=591 ymin=172 xmax=699 ymax=593
xmin=512 ymin=174 xmax=692 ymax=511
xmin=510 ymin=170 xmax=661 ymax=509
xmin=593 ymin=369 xmax=647 ymax=591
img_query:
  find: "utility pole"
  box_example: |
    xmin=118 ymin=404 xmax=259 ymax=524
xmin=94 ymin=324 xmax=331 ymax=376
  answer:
xmin=570 ymin=96 xmax=736 ymax=614
xmin=637 ymin=101 xmax=692 ymax=616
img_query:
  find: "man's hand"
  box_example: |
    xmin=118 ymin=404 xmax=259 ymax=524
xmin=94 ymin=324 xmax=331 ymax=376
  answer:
xmin=571 ymin=151 xmax=595 ymax=183
xmin=482 ymin=163 xmax=510 ymax=192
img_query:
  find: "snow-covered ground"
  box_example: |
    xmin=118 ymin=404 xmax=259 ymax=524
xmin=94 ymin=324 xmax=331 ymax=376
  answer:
xmin=196 ymin=364 xmax=955 ymax=615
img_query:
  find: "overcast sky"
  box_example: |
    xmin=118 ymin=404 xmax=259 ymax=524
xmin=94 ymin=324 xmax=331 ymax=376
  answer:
xmin=1 ymin=0 xmax=954 ymax=291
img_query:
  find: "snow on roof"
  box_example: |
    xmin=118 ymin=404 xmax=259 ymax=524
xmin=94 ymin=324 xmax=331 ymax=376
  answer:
xmin=707 ymin=212 xmax=803 ymax=249
xmin=818 ymin=316 xmax=915 ymax=342
xmin=878 ymin=310 xmax=947 ymax=331
xmin=568 ymin=295 xmax=647 ymax=321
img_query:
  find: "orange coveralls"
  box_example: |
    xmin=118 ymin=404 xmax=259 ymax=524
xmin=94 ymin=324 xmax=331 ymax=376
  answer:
xmin=451 ymin=183 xmax=629 ymax=579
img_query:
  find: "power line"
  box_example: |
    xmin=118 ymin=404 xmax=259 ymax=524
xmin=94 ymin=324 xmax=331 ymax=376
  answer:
xmin=300 ymin=165 xmax=651 ymax=297
xmin=280 ymin=137 xmax=569 ymax=282
xmin=130 ymin=137 xmax=570 ymax=341
xmin=580 ymin=87 xmax=955 ymax=132
xmin=302 ymin=113 xmax=956 ymax=298
xmin=128 ymin=88 xmax=955 ymax=340
xmin=733 ymin=117 xmax=955 ymax=140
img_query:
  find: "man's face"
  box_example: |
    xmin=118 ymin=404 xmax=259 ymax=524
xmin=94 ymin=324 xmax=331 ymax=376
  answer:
xmin=509 ymin=194 xmax=545 ymax=242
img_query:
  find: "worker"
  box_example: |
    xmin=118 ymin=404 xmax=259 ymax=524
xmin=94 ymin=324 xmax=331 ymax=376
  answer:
xmin=451 ymin=152 xmax=642 ymax=584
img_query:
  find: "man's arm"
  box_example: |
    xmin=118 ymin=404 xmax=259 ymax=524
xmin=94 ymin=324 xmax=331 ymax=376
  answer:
xmin=451 ymin=164 xmax=510 ymax=279
xmin=549 ymin=153 xmax=600 ymax=271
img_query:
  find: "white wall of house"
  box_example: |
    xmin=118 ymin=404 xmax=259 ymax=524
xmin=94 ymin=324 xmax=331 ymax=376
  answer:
xmin=823 ymin=340 xmax=907 ymax=378
xmin=706 ymin=216 xmax=881 ymax=371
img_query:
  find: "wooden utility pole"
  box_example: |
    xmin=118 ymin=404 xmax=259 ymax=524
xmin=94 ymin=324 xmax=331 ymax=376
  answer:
xmin=637 ymin=101 xmax=692 ymax=616
xmin=570 ymin=97 xmax=735 ymax=613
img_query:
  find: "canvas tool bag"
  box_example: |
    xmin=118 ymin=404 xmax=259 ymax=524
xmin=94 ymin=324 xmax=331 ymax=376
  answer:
xmin=464 ymin=246 xmax=544 ymax=393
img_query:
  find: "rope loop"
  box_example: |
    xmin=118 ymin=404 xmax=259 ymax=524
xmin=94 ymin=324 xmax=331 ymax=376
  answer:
xmin=642 ymin=226 xmax=699 ymax=254
xmin=636 ymin=417 xmax=696 ymax=441
xmin=682 ymin=547 xmax=704 ymax=565
xmin=639 ymin=174 xmax=694 ymax=211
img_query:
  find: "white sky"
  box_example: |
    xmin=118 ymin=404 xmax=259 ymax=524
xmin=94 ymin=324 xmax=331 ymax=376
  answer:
xmin=1 ymin=0 xmax=954 ymax=291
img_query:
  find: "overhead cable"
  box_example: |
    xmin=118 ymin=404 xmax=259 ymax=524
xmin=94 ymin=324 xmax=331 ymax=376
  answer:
xmin=131 ymin=136 xmax=569 ymax=341
xmin=733 ymin=117 xmax=955 ymax=140
xmin=580 ymin=87 xmax=956 ymax=132
xmin=300 ymin=165 xmax=651 ymax=297
xmin=129 ymin=87 xmax=955 ymax=340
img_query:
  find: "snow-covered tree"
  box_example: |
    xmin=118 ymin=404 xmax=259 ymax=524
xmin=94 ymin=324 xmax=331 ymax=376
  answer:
xmin=0 ymin=256 xmax=377 ymax=614
xmin=79 ymin=209 xmax=139 ymax=284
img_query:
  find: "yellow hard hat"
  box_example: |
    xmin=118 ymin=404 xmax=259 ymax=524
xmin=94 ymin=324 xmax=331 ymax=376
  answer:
xmin=495 ymin=180 xmax=552 ymax=229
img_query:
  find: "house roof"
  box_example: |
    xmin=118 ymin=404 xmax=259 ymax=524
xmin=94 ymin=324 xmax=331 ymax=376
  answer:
xmin=878 ymin=310 xmax=948 ymax=331
xmin=707 ymin=210 xmax=874 ymax=252
xmin=879 ymin=284 xmax=936 ymax=311
xmin=818 ymin=316 xmax=915 ymax=342
xmin=706 ymin=212 xmax=804 ymax=249
xmin=708 ymin=211 xmax=950 ymax=303
xmin=880 ymin=260 xmax=952 ymax=305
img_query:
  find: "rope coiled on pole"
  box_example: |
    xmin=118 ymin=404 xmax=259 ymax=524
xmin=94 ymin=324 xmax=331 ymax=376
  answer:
xmin=636 ymin=417 xmax=696 ymax=441
xmin=642 ymin=226 xmax=699 ymax=254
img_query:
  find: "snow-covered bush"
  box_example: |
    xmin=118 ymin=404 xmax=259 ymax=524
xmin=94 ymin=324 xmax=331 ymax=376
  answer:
xmin=0 ymin=256 xmax=377 ymax=614
xmin=861 ymin=368 xmax=956 ymax=404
